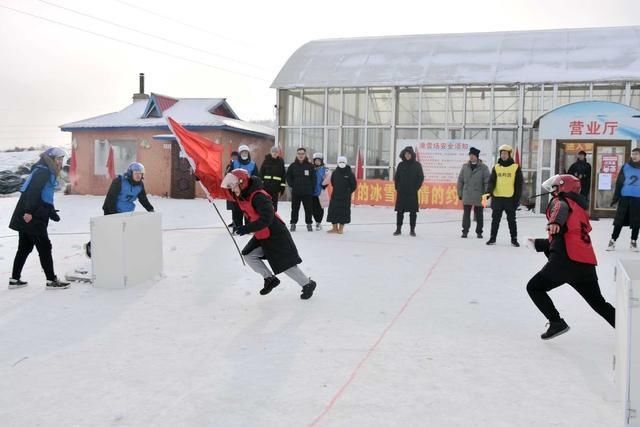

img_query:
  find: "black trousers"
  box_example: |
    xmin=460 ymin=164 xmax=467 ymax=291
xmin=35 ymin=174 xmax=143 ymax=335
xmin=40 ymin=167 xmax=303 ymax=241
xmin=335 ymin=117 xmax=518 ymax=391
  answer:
xmin=490 ymin=197 xmax=517 ymax=239
xmin=526 ymin=271 xmax=615 ymax=327
xmin=231 ymin=203 xmax=245 ymax=227
xmin=311 ymin=196 xmax=324 ymax=223
xmin=291 ymin=194 xmax=313 ymax=225
xmin=462 ymin=205 xmax=483 ymax=234
xmin=265 ymin=189 xmax=280 ymax=212
xmin=612 ymin=224 xmax=640 ymax=241
xmin=397 ymin=211 xmax=417 ymax=229
xmin=12 ymin=231 xmax=56 ymax=281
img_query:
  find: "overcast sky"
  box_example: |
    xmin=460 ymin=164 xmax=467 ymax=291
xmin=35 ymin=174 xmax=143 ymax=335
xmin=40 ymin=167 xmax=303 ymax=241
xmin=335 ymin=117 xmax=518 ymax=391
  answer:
xmin=0 ymin=0 xmax=639 ymax=150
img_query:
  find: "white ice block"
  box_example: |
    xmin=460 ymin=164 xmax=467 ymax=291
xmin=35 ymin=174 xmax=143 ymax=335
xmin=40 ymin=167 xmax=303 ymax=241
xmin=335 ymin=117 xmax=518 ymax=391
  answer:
xmin=615 ymin=259 xmax=640 ymax=426
xmin=90 ymin=212 xmax=163 ymax=289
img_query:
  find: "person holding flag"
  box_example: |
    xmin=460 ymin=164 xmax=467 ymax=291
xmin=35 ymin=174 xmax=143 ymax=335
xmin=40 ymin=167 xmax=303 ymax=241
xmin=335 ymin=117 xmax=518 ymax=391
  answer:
xmin=222 ymin=169 xmax=317 ymax=300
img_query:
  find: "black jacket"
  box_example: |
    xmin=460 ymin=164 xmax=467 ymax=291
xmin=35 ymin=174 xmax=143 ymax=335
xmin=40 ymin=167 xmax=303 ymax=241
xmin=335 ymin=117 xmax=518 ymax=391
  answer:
xmin=612 ymin=160 xmax=640 ymax=228
xmin=235 ymin=177 xmax=302 ymax=274
xmin=567 ymin=159 xmax=592 ymax=196
xmin=327 ymin=166 xmax=357 ymax=224
xmin=394 ymin=147 xmax=424 ymax=212
xmin=286 ymin=158 xmax=316 ymax=197
xmin=487 ymin=157 xmax=523 ymax=202
xmin=9 ymin=156 xmax=59 ymax=236
xmin=259 ymin=154 xmax=286 ymax=195
xmin=102 ymin=176 xmax=154 ymax=215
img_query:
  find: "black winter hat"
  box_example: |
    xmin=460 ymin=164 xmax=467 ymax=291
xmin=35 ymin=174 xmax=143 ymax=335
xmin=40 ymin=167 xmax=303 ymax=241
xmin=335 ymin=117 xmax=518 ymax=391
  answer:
xmin=578 ymin=150 xmax=587 ymax=156
xmin=469 ymin=147 xmax=480 ymax=157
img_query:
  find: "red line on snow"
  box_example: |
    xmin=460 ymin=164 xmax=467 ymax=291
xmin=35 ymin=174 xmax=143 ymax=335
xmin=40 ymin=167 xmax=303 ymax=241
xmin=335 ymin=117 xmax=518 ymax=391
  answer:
xmin=308 ymin=248 xmax=448 ymax=427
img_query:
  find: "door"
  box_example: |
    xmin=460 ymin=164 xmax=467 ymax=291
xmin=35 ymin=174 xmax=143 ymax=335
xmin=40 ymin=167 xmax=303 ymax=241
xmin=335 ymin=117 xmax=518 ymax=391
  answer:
xmin=170 ymin=141 xmax=195 ymax=199
xmin=591 ymin=141 xmax=631 ymax=219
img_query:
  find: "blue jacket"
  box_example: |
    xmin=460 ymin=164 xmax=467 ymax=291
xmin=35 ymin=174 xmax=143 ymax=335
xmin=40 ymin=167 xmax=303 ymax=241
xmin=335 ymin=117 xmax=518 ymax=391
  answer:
xmin=313 ymin=166 xmax=327 ymax=196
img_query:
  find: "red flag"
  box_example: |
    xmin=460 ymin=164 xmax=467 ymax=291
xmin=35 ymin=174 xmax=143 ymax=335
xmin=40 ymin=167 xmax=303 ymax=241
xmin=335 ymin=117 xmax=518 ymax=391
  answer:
xmin=69 ymin=145 xmax=78 ymax=185
xmin=167 ymin=117 xmax=224 ymax=199
xmin=355 ymin=148 xmax=364 ymax=180
xmin=106 ymin=145 xmax=116 ymax=180
xmin=514 ymin=146 xmax=521 ymax=165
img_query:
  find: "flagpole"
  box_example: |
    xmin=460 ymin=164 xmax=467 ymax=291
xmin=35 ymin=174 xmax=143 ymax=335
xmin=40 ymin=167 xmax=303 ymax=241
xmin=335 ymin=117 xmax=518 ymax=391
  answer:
xmin=208 ymin=198 xmax=246 ymax=266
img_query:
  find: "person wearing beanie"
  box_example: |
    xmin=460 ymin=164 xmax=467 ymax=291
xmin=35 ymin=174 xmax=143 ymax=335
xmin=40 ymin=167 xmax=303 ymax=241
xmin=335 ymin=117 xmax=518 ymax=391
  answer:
xmin=8 ymin=147 xmax=70 ymax=290
xmin=327 ymin=156 xmax=357 ymax=234
xmin=606 ymin=147 xmax=640 ymax=252
xmin=229 ymin=145 xmax=258 ymax=228
xmin=393 ymin=146 xmax=424 ymax=236
xmin=259 ymin=146 xmax=286 ymax=211
xmin=311 ymin=152 xmax=328 ymax=230
xmin=286 ymin=147 xmax=316 ymax=232
xmin=457 ymin=147 xmax=490 ymax=238
xmin=486 ymin=144 xmax=523 ymax=247
xmin=567 ymin=150 xmax=592 ymax=200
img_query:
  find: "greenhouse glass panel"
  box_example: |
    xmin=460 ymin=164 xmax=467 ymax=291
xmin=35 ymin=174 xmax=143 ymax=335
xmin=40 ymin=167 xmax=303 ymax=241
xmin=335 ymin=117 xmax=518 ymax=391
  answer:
xmin=342 ymin=128 xmax=364 ymax=166
xmin=630 ymin=84 xmax=640 ymax=109
xmin=368 ymin=88 xmax=392 ymax=125
xmin=447 ymin=87 xmax=464 ymax=125
xmin=343 ymin=88 xmax=366 ymax=125
xmin=367 ymin=128 xmax=390 ymax=168
xmin=280 ymin=89 xmax=302 ymax=126
xmin=302 ymin=128 xmax=324 ymax=155
xmin=465 ymin=86 xmax=491 ymax=125
xmin=280 ymin=128 xmax=301 ymax=164
xmin=302 ymin=89 xmax=325 ymax=126
xmin=328 ymin=89 xmax=341 ymax=125
xmin=327 ymin=128 xmax=339 ymax=164
xmin=397 ymin=88 xmax=420 ymax=126
xmin=591 ymin=84 xmax=625 ymax=103
xmin=557 ymin=84 xmax=589 ymax=106
xmin=464 ymin=128 xmax=489 ymax=140
xmin=421 ymin=87 xmax=447 ymax=125
xmin=493 ymin=86 xmax=519 ymax=125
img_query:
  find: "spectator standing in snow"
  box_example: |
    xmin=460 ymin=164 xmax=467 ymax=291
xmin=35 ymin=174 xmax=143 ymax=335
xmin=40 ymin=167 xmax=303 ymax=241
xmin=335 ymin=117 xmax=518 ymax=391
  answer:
xmin=457 ymin=147 xmax=490 ymax=238
xmin=606 ymin=148 xmax=640 ymax=252
xmin=486 ymin=144 xmax=523 ymax=247
xmin=567 ymin=150 xmax=592 ymax=201
xmin=229 ymin=144 xmax=259 ymax=228
xmin=394 ymin=146 xmax=424 ymax=237
xmin=311 ymin=152 xmax=328 ymax=230
xmin=9 ymin=147 xmax=70 ymax=290
xmin=286 ymin=147 xmax=316 ymax=232
xmin=259 ymin=146 xmax=286 ymax=211
xmin=327 ymin=156 xmax=357 ymax=234
xmin=526 ymin=174 xmax=614 ymax=340
xmin=84 ymin=162 xmax=154 ymax=258
xmin=222 ymin=169 xmax=317 ymax=300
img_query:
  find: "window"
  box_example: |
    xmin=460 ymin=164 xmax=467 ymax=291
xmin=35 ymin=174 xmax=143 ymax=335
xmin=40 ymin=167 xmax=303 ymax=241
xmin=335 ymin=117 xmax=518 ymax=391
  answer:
xmin=557 ymin=84 xmax=589 ymax=106
xmin=302 ymin=89 xmax=325 ymax=126
xmin=327 ymin=128 xmax=339 ymax=164
xmin=464 ymin=129 xmax=489 ymax=140
xmin=94 ymin=140 xmax=137 ymax=176
xmin=421 ymin=128 xmax=445 ymax=139
xmin=466 ymin=86 xmax=491 ymax=125
xmin=422 ymin=87 xmax=447 ymax=125
xmin=396 ymin=128 xmax=418 ymax=142
xmin=523 ymin=85 xmax=542 ymax=126
xmin=343 ymin=88 xmax=366 ymax=125
xmin=591 ymin=84 xmax=625 ymax=103
xmin=368 ymin=88 xmax=392 ymax=125
xmin=397 ymin=88 xmax=420 ymax=125
xmin=630 ymin=84 xmax=640 ymax=109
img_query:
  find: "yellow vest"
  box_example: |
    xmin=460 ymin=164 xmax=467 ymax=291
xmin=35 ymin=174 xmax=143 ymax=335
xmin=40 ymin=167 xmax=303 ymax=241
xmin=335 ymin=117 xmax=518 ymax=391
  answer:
xmin=493 ymin=164 xmax=518 ymax=197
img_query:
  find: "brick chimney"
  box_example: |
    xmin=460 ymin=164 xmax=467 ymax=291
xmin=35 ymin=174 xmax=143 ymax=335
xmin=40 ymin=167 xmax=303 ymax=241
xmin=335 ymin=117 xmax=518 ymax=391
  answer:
xmin=133 ymin=73 xmax=149 ymax=101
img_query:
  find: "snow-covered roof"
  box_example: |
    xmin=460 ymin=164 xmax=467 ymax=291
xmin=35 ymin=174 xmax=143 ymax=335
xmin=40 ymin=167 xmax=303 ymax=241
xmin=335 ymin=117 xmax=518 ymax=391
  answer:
xmin=271 ymin=26 xmax=640 ymax=89
xmin=60 ymin=97 xmax=274 ymax=138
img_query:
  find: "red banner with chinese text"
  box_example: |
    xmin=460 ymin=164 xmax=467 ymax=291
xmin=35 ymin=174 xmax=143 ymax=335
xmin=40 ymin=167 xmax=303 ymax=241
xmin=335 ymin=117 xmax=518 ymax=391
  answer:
xmin=350 ymin=179 xmax=462 ymax=209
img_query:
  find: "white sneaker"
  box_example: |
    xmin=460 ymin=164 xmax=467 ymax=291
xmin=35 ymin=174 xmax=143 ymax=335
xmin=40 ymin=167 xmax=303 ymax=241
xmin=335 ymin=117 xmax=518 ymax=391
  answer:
xmin=632 ymin=240 xmax=639 ymax=252
xmin=315 ymin=223 xmax=322 ymax=231
xmin=606 ymin=239 xmax=616 ymax=251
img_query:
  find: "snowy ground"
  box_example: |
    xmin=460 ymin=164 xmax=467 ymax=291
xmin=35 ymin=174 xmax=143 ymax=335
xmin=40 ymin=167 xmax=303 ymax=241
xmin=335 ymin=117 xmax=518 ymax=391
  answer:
xmin=0 ymin=194 xmax=627 ymax=426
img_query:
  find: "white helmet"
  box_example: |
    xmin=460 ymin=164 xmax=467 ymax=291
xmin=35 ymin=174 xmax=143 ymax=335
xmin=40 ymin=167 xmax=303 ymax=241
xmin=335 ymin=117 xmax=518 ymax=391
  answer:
xmin=312 ymin=152 xmax=323 ymax=160
xmin=44 ymin=147 xmax=68 ymax=158
xmin=238 ymin=144 xmax=250 ymax=153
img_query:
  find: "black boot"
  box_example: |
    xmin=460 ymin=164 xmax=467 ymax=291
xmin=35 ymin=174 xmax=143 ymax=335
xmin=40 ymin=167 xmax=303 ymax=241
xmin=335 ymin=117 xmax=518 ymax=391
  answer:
xmin=393 ymin=227 xmax=401 ymax=236
xmin=486 ymin=237 xmax=496 ymax=245
xmin=260 ymin=276 xmax=281 ymax=295
xmin=511 ymin=238 xmax=520 ymax=247
xmin=541 ymin=319 xmax=570 ymax=340
xmin=394 ymin=212 xmax=404 ymax=236
xmin=300 ymin=280 xmax=317 ymax=300
xmin=410 ymin=227 xmax=416 ymax=237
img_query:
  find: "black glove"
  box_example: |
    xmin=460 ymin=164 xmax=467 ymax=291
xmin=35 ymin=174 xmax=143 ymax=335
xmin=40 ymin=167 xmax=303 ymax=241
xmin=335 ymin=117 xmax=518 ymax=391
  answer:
xmin=233 ymin=225 xmax=249 ymax=236
xmin=49 ymin=209 xmax=60 ymax=222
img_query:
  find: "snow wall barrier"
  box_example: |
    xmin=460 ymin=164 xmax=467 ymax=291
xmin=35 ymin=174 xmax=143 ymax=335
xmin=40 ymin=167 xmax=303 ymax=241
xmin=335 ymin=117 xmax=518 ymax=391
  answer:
xmin=615 ymin=259 xmax=640 ymax=426
xmin=90 ymin=212 xmax=163 ymax=289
